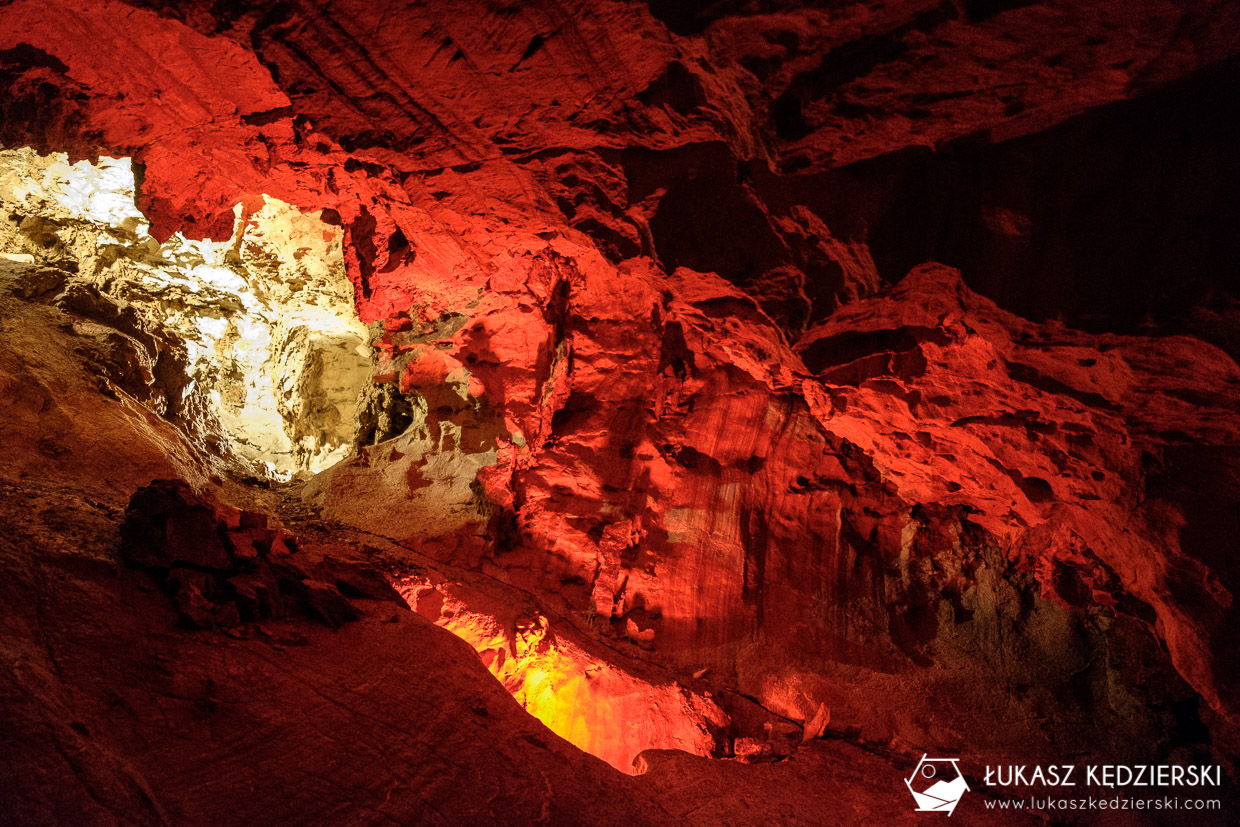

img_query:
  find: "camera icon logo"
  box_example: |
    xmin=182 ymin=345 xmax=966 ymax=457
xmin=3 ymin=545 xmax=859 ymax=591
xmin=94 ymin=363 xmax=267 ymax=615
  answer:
xmin=905 ymin=755 xmax=969 ymax=815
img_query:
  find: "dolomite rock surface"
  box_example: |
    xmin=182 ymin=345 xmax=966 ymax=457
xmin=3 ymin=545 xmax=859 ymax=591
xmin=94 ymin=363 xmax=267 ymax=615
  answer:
xmin=0 ymin=285 xmax=1042 ymax=823
xmin=1 ymin=0 xmax=1239 ymax=820
xmin=0 ymin=147 xmax=372 ymax=478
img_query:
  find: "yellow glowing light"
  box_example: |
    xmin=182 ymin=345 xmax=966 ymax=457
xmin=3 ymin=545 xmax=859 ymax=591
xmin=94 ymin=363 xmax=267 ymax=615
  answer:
xmin=394 ymin=575 xmax=726 ymax=774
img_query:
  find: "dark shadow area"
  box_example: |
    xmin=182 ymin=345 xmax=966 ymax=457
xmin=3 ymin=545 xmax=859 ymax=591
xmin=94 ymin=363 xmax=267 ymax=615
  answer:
xmin=764 ymin=59 xmax=1240 ymax=354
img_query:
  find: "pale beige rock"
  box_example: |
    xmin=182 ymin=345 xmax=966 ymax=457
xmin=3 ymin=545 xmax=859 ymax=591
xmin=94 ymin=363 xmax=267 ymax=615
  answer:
xmin=0 ymin=148 xmax=372 ymax=479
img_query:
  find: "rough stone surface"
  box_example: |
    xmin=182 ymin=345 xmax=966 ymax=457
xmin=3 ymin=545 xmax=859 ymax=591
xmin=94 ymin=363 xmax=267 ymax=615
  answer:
xmin=120 ymin=478 xmax=401 ymax=630
xmin=1 ymin=0 xmax=1239 ymax=821
xmin=0 ymin=147 xmax=373 ymax=478
xmin=0 ymin=290 xmax=1060 ymax=823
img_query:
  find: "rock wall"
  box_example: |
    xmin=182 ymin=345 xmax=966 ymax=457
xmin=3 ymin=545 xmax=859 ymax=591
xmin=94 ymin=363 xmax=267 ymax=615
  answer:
xmin=0 ymin=147 xmax=372 ymax=478
xmin=1 ymin=0 xmax=1239 ymax=785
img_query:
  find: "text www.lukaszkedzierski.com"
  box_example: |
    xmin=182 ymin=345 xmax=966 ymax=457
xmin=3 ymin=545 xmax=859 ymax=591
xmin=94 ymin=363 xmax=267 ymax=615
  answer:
xmin=984 ymin=796 xmax=1221 ymax=812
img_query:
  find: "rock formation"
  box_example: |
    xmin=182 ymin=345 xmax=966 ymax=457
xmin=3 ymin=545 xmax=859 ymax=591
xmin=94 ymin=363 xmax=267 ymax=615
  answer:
xmin=1 ymin=0 xmax=1239 ymax=823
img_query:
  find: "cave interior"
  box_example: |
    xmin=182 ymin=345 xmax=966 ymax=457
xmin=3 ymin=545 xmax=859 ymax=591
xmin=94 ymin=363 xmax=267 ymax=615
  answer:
xmin=1 ymin=1 xmax=1240 ymax=824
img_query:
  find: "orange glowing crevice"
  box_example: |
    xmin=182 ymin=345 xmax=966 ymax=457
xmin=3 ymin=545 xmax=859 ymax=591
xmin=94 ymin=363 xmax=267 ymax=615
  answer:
xmin=393 ymin=574 xmax=725 ymax=773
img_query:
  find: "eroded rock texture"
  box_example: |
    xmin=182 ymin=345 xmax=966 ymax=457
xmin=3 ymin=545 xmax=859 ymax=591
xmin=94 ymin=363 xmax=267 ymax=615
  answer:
xmin=1 ymin=0 xmax=1239 ymax=823
xmin=0 ymin=147 xmax=372 ymax=478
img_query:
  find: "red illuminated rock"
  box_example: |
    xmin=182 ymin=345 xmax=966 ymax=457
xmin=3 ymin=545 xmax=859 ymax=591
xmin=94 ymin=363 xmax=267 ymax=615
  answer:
xmin=1 ymin=0 xmax=1239 ymax=820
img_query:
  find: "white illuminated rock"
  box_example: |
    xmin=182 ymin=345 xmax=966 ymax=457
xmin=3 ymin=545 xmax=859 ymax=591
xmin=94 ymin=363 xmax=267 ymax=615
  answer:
xmin=0 ymin=148 xmax=372 ymax=479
